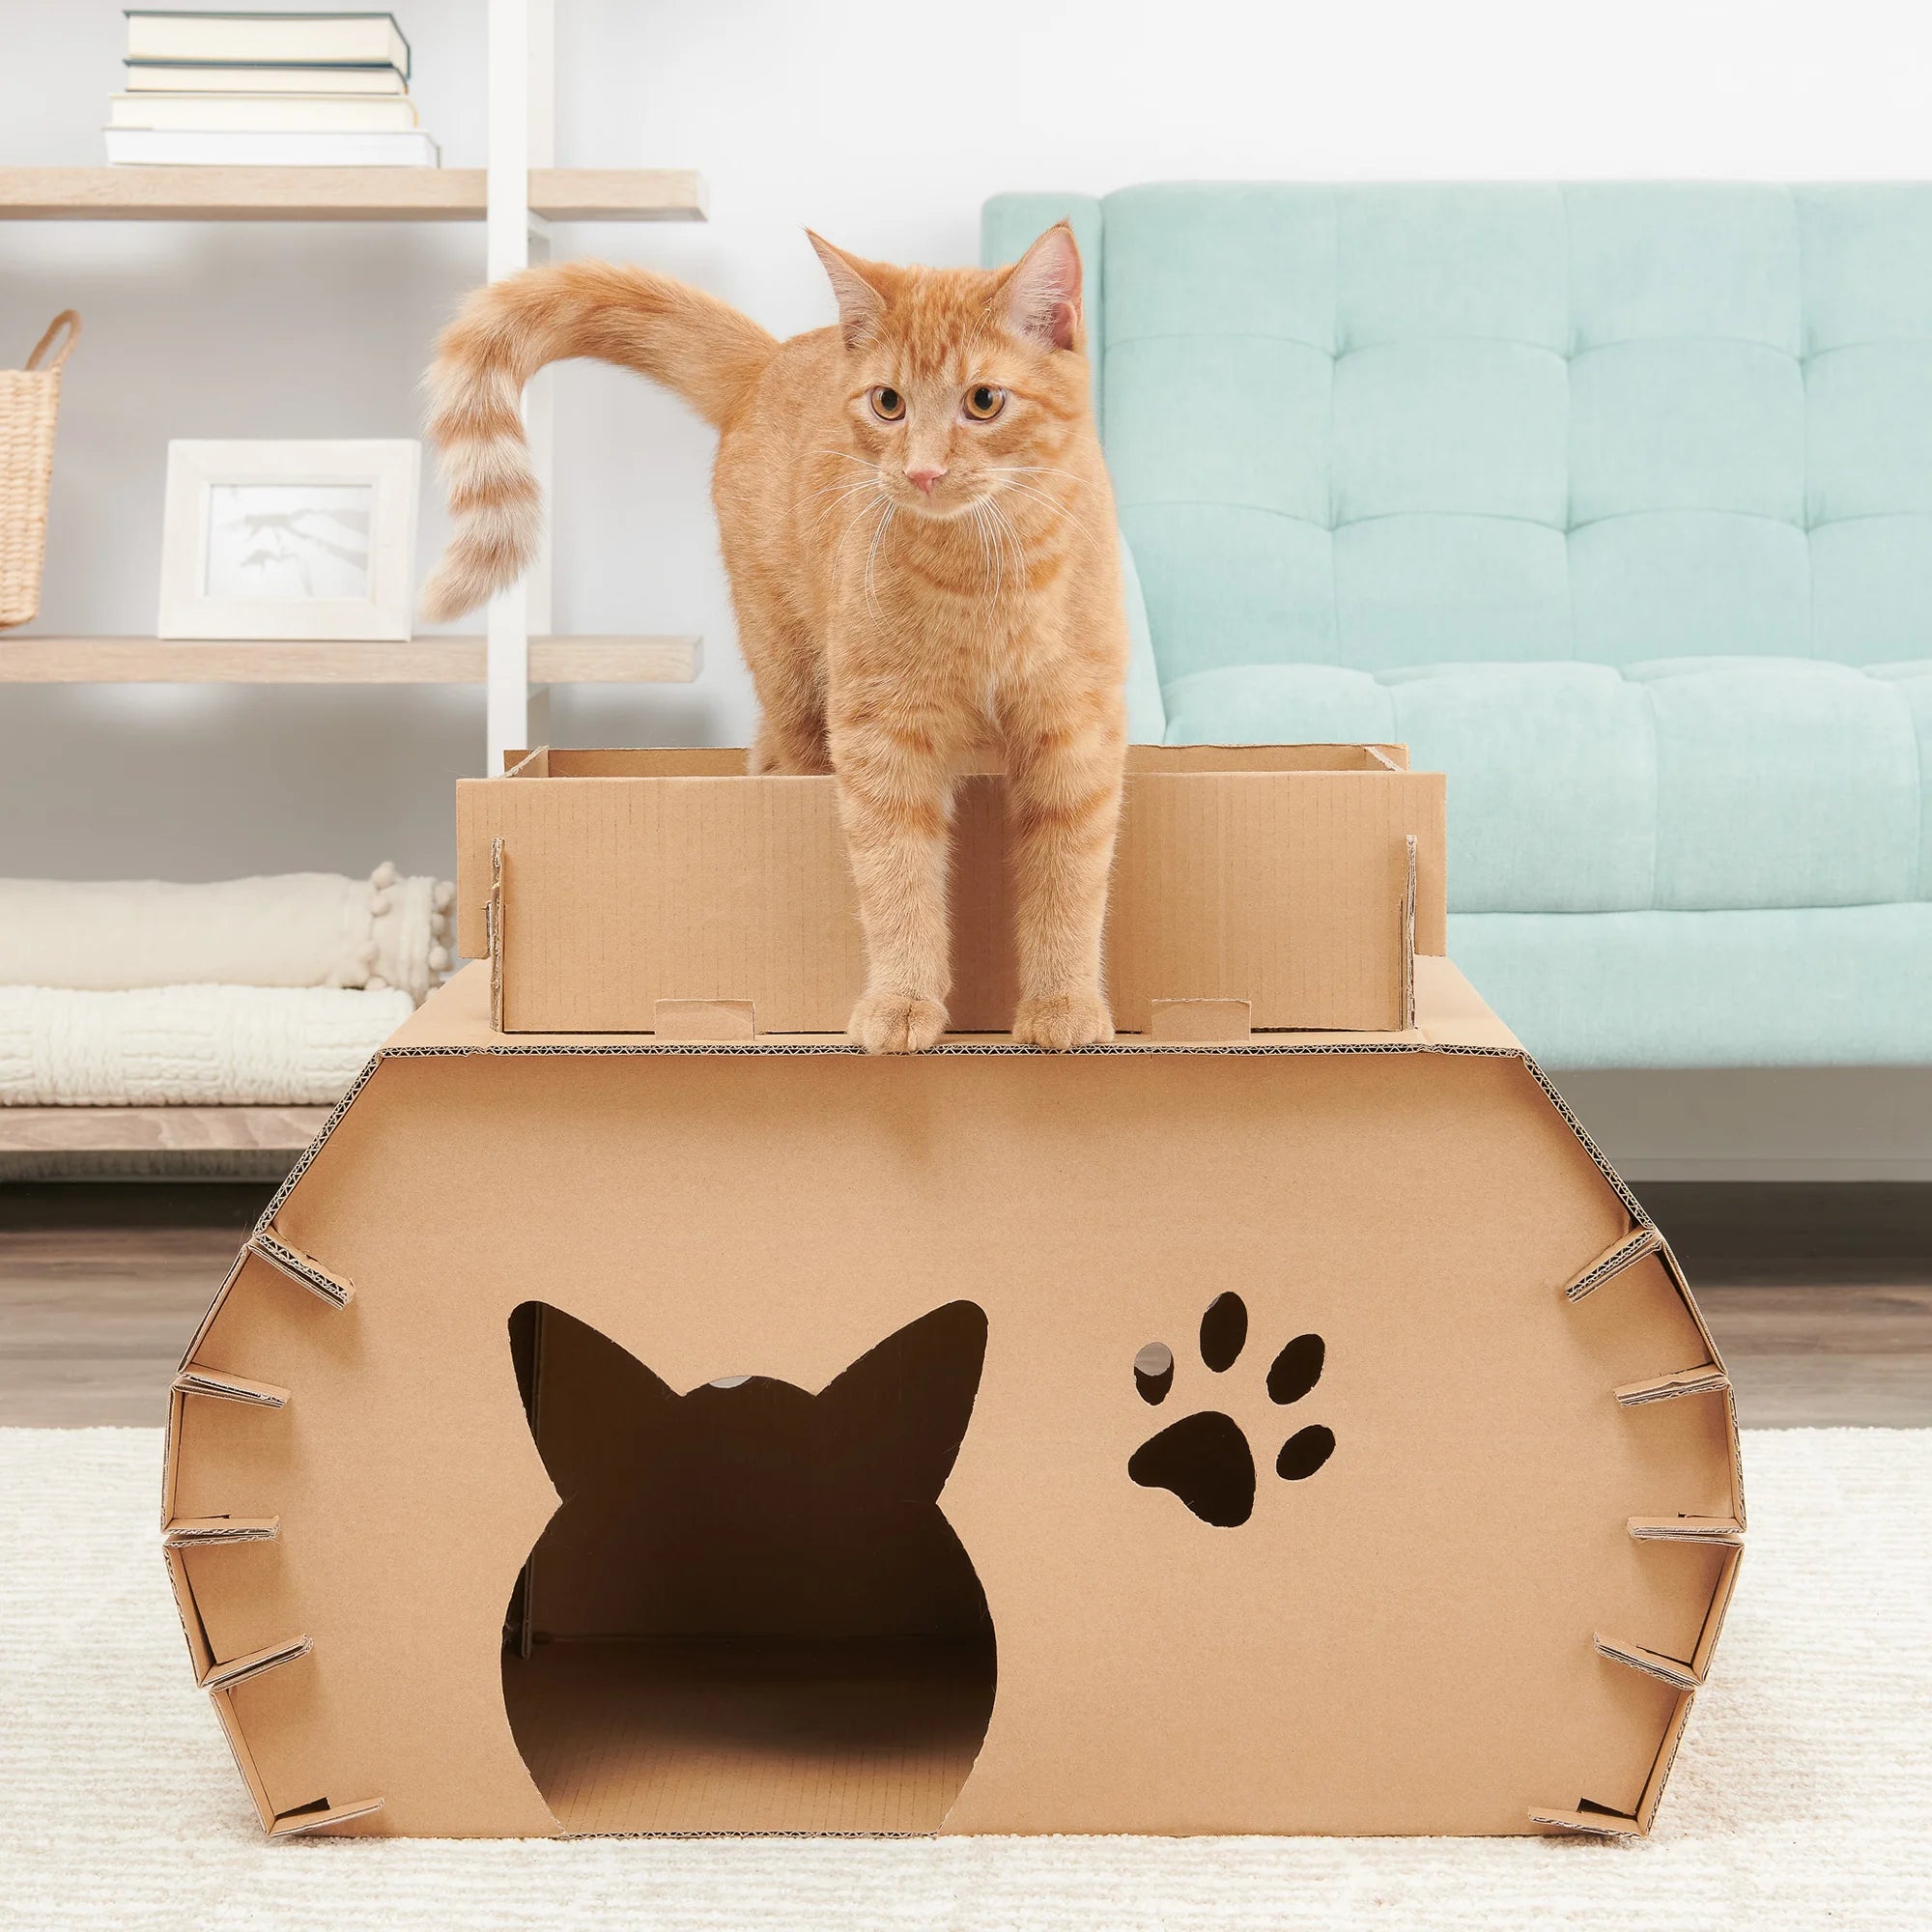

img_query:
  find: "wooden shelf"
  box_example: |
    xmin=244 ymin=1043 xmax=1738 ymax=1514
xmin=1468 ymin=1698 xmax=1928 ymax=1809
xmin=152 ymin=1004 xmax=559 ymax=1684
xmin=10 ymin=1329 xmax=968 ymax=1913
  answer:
xmin=0 ymin=166 xmax=707 ymax=222
xmin=0 ymin=1105 xmax=328 ymax=1156
xmin=0 ymin=635 xmax=702 ymax=685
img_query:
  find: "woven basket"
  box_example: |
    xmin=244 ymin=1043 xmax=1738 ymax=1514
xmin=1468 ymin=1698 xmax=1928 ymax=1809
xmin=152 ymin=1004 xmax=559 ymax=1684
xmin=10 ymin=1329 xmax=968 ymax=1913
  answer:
xmin=0 ymin=311 xmax=80 ymax=630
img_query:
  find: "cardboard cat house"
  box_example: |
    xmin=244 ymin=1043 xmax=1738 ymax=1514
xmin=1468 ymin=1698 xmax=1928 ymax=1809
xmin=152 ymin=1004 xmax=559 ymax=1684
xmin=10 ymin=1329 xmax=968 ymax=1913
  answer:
xmin=161 ymin=746 xmax=1745 ymax=1841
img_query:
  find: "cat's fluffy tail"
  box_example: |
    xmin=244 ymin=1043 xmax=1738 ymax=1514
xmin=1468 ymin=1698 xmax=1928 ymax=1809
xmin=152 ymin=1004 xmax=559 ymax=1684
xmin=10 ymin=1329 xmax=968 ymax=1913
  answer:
xmin=419 ymin=260 xmax=777 ymax=622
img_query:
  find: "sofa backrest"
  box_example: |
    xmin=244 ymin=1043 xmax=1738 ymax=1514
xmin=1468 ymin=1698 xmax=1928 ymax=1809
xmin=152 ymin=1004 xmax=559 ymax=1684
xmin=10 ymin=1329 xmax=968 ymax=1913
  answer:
xmin=983 ymin=185 xmax=1932 ymax=687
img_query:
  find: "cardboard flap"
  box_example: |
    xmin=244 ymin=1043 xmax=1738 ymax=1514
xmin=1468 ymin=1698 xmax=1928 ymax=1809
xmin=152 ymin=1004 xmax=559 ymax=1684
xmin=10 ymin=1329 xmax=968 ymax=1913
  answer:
xmin=1560 ymin=1226 xmax=1663 ymax=1302
xmin=1593 ymin=1632 xmax=1703 ymax=1690
xmin=1527 ymin=1805 xmax=1645 ymax=1838
xmin=164 ymin=1516 xmax=280 ymax=1548
xmin=1687 ymin=1545 xmax=1747 ymax=1684
xmin=653 ymin=999 xmax=757 ymax=1042
xmin=1148 ymin=999 xmax=1252 ymax=1043
xmin=207 ymin=1688 xmax=278 ymax=1833
xmin=1613 ymin=1366 xmax=1730 ymax=1406
xmin=248 ymin=1231 xmax=353 ymax=1309
xmin=197 ymin=1634 xmax=311 ymax=1693
xmin=1632 ymin=1688 xmax=1698 ymax=1834
xmin=172 ymin=1368 xmax=290 ymax=1407
xmin=1627 ymin=1515 xmax=1746 ymax=1545
xmin=269 ymin=1797 xmax=385 ymax=1837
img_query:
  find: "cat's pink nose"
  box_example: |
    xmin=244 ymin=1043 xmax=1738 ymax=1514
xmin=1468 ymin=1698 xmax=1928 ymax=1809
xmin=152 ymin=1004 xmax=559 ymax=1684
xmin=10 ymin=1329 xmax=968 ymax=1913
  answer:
xmin=905 ymin=467 xmax=946 ymax=496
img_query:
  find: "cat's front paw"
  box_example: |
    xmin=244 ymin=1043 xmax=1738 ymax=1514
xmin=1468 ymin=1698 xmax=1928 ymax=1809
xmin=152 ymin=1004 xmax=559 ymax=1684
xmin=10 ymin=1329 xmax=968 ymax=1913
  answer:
xmin=848 ymin=991 xmax=949 ymax=1055
xmin=1012 ymin=988 xmax=1114 ymax=1050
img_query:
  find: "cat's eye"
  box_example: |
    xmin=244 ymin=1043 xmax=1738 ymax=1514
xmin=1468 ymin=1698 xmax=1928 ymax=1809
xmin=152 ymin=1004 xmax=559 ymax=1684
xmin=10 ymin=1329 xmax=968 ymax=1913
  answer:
xmin=869 ymin=385 xmax=905 ymax=421
xmin=964 ymin=384 xmax=1006 ymax=421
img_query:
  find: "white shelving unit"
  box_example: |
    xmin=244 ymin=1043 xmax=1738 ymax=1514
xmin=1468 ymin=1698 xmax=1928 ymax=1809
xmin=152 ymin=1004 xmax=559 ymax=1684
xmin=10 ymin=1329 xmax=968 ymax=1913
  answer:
xmin=0 ymin=0 xmax=708 ymax=765
xmin=0 ymin=4 xmax=707 ymax=1162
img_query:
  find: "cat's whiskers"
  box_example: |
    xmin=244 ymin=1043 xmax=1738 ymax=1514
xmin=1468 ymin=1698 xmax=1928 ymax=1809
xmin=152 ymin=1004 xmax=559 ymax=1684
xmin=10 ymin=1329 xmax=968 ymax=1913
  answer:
xmin=864 ymin=499 xmax=897 ymax=625
xmin=968 ymin=499 xmax=1002 ymax=602
xmin=831 ymin=489 xmax=890 ymax=563
xmin=979 ymin=494 xmax=1029 ymax=598
xmin=993 ymin=477 xmax=1096 ymax=544
xmin=810 ymin=478 xmax=886 ymax=526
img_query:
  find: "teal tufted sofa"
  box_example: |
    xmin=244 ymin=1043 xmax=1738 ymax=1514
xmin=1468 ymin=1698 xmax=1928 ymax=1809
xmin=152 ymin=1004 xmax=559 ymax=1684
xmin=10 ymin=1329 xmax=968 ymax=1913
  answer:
xmin=983 ymin=185 xmax=1932 ymax=1069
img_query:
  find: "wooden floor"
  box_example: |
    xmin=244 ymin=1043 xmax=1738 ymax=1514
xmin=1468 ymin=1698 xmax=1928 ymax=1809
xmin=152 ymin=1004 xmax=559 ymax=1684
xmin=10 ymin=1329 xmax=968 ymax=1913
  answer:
xmin=1 ymin=1182 xmax=1927 ymax=1428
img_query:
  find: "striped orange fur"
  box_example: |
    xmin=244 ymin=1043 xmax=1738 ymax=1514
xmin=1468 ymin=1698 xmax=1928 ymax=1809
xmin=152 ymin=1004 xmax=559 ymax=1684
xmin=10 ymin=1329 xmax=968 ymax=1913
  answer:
xmin=422 ymin=223 xmax=1129 ymax=1051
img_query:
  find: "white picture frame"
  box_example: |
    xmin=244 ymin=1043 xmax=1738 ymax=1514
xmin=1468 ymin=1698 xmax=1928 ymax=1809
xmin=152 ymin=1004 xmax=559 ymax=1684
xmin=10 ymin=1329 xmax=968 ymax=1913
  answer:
xmin=158 ymin=439 xmax=420 ymax=640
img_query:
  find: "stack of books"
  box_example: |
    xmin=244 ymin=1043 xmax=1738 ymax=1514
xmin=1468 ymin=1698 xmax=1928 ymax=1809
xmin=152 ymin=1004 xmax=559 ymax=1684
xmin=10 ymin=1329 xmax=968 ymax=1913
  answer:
xmin=106 ymin=11 xmax=438 ymax=166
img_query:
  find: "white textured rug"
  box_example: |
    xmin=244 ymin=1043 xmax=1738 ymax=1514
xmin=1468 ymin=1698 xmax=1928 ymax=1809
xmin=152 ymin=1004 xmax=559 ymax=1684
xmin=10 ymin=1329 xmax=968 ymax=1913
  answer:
xmin=1 ymin=1429 xmax=1926 ymax=1932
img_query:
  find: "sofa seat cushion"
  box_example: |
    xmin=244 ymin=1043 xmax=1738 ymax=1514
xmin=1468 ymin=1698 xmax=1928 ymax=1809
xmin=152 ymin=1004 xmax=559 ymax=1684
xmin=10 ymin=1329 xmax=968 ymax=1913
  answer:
xmin=1162 ymin=658 xmax=1930 ymax=915
xmin=1449 ymin=906 xmax=1932 ymax=1067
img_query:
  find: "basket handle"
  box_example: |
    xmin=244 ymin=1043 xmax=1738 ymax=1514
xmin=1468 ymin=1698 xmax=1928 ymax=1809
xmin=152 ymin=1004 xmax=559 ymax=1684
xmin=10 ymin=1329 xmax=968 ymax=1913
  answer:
xmin=25 ymin=311 xmax=80 ymax=373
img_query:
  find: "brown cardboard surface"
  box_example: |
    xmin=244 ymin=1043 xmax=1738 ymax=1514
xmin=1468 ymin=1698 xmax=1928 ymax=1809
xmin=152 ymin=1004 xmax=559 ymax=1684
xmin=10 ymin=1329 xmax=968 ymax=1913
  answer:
xmin=455 ymin=746 xmax=1446 ymax=1036
xmin=164 ymin=960 xmax=1742 ymax=1838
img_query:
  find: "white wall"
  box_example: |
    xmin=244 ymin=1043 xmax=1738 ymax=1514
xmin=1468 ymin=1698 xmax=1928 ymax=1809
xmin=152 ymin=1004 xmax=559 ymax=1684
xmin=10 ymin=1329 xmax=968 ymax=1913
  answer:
xmin=4 ymin=0 xmax=1928 ymax=1169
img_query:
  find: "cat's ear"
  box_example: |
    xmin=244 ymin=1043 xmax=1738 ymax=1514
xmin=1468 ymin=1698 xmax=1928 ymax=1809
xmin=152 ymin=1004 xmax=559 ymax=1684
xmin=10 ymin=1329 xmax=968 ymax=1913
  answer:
xmin=999 ymin=220 xmax=1082 ymax=352
xmin=814 ymin=1301 xmax=988 ymax=1497
xmin=509 ymin=1300 xmax=681 ymax=1495
xmin=807 ymin=230 xmax=890 ymax=350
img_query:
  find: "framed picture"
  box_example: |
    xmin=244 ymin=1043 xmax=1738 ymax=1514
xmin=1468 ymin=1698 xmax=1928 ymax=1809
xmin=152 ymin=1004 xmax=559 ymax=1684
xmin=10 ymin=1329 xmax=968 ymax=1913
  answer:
xmin=158 ymin=439 xmax=420 ymax=640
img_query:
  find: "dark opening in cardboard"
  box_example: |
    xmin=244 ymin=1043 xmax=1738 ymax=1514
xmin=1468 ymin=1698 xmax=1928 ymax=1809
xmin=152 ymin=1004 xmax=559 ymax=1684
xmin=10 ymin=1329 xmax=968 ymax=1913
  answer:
xmin=499 ymin=1298 xmax=998 ymax=1834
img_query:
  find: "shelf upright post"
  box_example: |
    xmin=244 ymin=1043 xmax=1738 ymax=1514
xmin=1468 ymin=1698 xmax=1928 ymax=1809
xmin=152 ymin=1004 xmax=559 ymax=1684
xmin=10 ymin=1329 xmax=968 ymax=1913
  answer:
xmin=484 ymin=0 xmax=555 ymax=766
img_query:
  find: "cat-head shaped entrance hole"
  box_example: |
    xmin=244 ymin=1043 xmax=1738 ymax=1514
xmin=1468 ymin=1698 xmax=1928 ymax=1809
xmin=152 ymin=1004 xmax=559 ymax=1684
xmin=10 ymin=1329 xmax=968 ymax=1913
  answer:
xmin=500 ymin=1298 xmax=995 ymax=1835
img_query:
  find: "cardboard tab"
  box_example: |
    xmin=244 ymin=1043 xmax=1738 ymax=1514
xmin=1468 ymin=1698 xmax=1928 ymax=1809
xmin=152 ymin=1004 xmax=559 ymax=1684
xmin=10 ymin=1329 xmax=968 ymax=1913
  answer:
xmin=1628 ymin=1516 xmax=1746 ymax=1545
xmin=1594 ymin=1632 xmax=1703 ymax=1690
xmin=197 ymin=1634 xmax=311 ymax=1693
xmin=1614 ymin=1366 xmax=1731 ymax=1406
xmin=248 ymin=1231 xmax=353 ymax=1309
xmin=653 ymin=999 xmax=756 ymax=1042
xmin=172 ymin=1367 xmax=289 ymax=1406
xmin=1561 ymin=1225 xmax=1663 ymax=1302
xmin=1148 ymin=999 xmax=1252 ymax=1043
xmin=164 ymin=1516 xmax=280 ymax=1548
xmin=1527 ymin=1805 xmax=1645 ymax=1838
xmin=269 ymin=1797 xmax=385 ymax=1837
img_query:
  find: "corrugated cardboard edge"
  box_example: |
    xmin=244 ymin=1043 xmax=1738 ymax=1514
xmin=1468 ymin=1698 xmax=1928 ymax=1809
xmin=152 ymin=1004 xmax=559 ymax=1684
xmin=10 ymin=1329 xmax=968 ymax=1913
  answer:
xmin=1400 ymin=834 xmax=1417 ymax=1031
xmin=247 ymin=1231 xmax=354 ymax=1310
xmin=183 ymin=977 xmax=1743 ymax=1845
xmin=171 ymin=1367 xmax=291 ymax=1406
xmin=198 ymin=1632 xmax=313 ymax=1693
xmin=164 ymin=1516 xmax=280 ymax=1548
xmin=489 ymin=838 xmax=505 ymax=1035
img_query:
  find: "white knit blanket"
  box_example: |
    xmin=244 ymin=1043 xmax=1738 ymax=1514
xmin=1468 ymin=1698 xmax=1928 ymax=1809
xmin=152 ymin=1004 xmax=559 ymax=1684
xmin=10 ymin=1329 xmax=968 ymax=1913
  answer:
xmin=0 ymin=866 xmax=455 ymax=1004
xmin=0 ymin=983 xmax=412 ymax=1105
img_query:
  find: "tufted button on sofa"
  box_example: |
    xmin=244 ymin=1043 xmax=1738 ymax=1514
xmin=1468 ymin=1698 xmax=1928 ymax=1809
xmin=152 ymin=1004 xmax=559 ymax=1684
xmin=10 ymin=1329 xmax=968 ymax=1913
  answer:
xmin=984 ymin=184 xmax=1932 ymax=1068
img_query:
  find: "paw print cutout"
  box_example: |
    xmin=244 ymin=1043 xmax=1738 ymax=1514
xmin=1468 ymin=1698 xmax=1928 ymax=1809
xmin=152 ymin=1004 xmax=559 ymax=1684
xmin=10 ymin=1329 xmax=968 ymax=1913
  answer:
xmin=1128 ymin=1292 xmax=1335 ymax=1527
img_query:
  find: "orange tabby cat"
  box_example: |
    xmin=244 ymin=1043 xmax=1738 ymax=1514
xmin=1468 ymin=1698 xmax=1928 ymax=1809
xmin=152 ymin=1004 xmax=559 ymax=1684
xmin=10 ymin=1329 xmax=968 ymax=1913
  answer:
xmin=421 ymin=223 xmax=1128 ymax=1053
